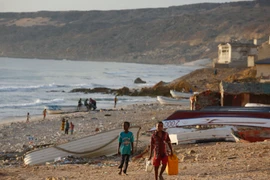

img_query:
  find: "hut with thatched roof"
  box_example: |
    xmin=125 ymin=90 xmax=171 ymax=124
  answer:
xmin=219 ymin=81 xmax=270 ymax=106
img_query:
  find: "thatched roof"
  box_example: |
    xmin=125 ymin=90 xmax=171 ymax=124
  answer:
xmin=220 ymin=81 xmax=270 ymax=95
xmin=218 ymin=42 xmax=257 ymax=47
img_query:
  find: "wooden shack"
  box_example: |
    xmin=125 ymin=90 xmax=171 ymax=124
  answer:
xmin=255 ymin=58 xmax=270 ymax=83
xmin=219 ymin=81 xmax=270 ymax=106
xmin=193 ymin=90 xmax=221 ymax=110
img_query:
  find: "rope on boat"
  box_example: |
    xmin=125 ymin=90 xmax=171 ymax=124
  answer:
xmin=135 ymin=127 xmax=140 ymax=152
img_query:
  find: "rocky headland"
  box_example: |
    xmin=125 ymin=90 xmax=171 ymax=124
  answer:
xmin=70 ymin=67 xmax=258 ymax=96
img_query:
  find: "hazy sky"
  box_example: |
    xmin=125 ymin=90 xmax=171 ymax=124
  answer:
xmin=0 ymin=0 xmax=251 ymax=12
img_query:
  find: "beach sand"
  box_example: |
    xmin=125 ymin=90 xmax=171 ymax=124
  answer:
xmin=1 ymin=103 xmax=270 ymax=180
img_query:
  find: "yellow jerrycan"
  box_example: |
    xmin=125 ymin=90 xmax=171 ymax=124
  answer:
xmin=166 ymin=154 xmax=179 ymax=175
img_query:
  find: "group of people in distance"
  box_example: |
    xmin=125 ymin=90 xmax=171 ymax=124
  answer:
xmin=118 ymin=121 xmax=173 ymax=180
xmin=78 ymin=98 xmax=97 ymax=111
xmin=61 ymin=118 xmax=74 ymax=135
xmin=78 ymin=95 xmax=118 ymax=110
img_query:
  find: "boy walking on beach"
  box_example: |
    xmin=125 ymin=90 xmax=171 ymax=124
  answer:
xmin=117 ymin=121 xmax=134 ymax=175
xmin=148 ymin=121 xmax=173 ymax=180
xmin=114 ymin=95 xmax=118 ymax=108
xmin=70 ymin=122 xmax=74 ymax=135
xmin=43 ymin=108 xmax=47 ymax=120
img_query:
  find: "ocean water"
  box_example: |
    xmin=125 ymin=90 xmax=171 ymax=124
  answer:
xmin=0 ymin=57 xmax=200 ymax=121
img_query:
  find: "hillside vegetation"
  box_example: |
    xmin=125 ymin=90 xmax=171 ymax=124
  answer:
xmin=0 ymin=0 xmax=270 ymax=64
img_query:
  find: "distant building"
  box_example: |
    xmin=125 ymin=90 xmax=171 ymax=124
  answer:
xmin=257 ymin=36 xmax=270 ymax=60
xmin=215 ymin=41 xmax=258 ymax=68
xmin=255 ymin=58 xmax=270 ymax=83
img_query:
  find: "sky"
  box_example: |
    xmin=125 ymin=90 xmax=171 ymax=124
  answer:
xmin=0 ymin=0 xmax=252 ymax=12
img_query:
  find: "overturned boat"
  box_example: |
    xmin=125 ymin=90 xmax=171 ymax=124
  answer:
xmin=161 ymin=110 xmax=270 ymax=144
xmin=231 ymin=127 xmax=270 ymax=143
xmin=167 ymin=125 xmax=235 ymax=145
xmin=24 ymin=126 xmax=141 ymax=165
xmin=163 ymin=110 xmax=270 ymax=128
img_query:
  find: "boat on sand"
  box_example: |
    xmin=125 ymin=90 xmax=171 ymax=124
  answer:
xmin=161 ymin=110 xmax=270 ymax=143
xmin=162 ymin=110 xmax=270 ymax=128
xmin=231 ymin=127 xmax=270 ymax=143
xmin=170 ymin=90 xmax=193 ymax=98
xmin=45 ymin=105 xmax=89 ymax=114
xmin=24 ymin=126 xmax=141 ymax=165
xmin=167 ymin=126 xmax=235 ymax=145
xmin=157 ymin=96 xmax=190 ymax=105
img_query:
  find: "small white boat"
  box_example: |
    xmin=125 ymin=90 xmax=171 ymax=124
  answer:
xmin=170 ymin=90 xmax=193 ymax=98
xmin=231 ymin=127 xmax=270 ymax=143
xmin=24 ymin=126 xmax=141 ymax=165
xmin=45 ymin=105 xmax=89 ymax=114
xmin=157 ymin=96 xmax=190 ymax=105
xmin=167 ymin=126 xmax=235 ymax=145
xmin=245 ymin=103 xmax=270 ymax=107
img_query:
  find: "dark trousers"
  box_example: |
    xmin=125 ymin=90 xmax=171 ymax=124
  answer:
xmin=118 ymin=154 xmax=130 ymax=173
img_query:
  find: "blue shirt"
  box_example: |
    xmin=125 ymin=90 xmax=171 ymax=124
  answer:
xmin=118 ymin=131 xmax=134 ymax=155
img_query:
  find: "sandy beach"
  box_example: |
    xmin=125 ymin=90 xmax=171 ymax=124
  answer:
xmin=1 ymin=103 xmax=270 ymax=180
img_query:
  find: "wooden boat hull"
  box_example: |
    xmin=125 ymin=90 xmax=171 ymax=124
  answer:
xmin=157 ymin=96 xmax=190 ymax=105
xmin=162 ymin=111 xmax=270 ymax=128
xmin=45 ymin=105 xmax=88 ymax=114
xmin=167 ymin=126 xmax=235 ymax=145
xmin=231 ymin=127 xmax=270 ymax=142
xmin=24 ymin=126 xmax=141 ymax=165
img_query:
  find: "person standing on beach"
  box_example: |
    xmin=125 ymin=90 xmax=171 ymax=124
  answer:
xmin=61 ymin=118 xmax=65 ymax=131
xmin=117 ymin=121 xmax=134 ymax=175
xmin=65 ymin=120 xmax=69 ymax=134
xmin=43 ymin=108 xmax=47 ymax=120
xmin=84 ymin=98 xmax=89 ymax=110
xmin=89 ymin=98 xmax=97 ymax=110
xmin=70 ymin=122 xmax=75 ymax=135
xmin=77 ymin=98 xmax=82 ymax=110
xmin=148 ymin=121 xmax=173 ymax=180
xmin=114 ymin=95 xmax=118 ymax=108
xmin=26 ymin=112 xmax=30 ymax=123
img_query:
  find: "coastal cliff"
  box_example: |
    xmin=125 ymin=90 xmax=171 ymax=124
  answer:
xmin=1 ymin=0 xmax=270 ymax=64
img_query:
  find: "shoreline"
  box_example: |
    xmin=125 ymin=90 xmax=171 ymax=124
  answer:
xmin=0 ymin=101 xmax=156 ymax=126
